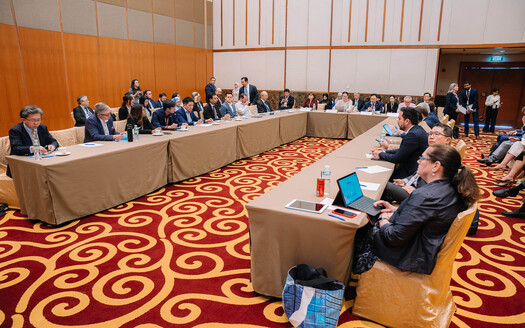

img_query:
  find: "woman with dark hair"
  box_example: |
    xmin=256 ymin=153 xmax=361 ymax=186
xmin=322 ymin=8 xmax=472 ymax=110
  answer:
xmin=444 ymin=83 xmax=460 ymax=138
xmin=128 ymin=79 xmax=142 ymax=103
xmin=353 ymin=144 xmax=479 ymax=275
xmin=302 ymin=92 xmax=318 ymax=109
xmin=118 ymin=93 xmax=133 ymax=120
xmin=319 ymin=93 xmax=332 ymax=109
xmin=126 ymin=103 xmax=159 ymax=134
xmin=138 ymin=95 xmax=152 ymax=119
xmin=483 ymin=88 xmax=501 ymax=133
xmin=386 ymin=95 xmax=398 ymax=113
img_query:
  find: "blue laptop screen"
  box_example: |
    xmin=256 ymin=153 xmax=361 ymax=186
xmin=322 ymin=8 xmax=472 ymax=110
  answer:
xmin=338 ymin=173 xmax=363 ymax=206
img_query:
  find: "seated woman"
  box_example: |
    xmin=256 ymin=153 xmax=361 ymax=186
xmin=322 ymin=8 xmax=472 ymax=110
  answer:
xmin=302 ymin=93 xmax=318 ymax=109
xmin=319 ymin=93 xmax=332 ymax=109
xmin=138 ymin=95 xmax=152 ymax=119
xmin=353 ymin=144 xmax=479 ymax=275
xmin=126 ymin=103 xmax=160 ymax=134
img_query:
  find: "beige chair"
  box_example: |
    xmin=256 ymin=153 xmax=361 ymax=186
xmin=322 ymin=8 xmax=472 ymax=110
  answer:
xmin=317 ymin=103 xmax=326 ymax=111
xmin=113 ymin=120 xmax=127 ymax=133
xmin=352 ymin=203 xmax=478 ymax=328
xmin=419 ymin=121 xmax=431 ymax=133
xmin=441 ymin=114 xmax=449 ymax=124
xmin=248 ymin=105 xmax=257 ymax=115
xmin=50 ymin=128 xmax=79 ymax=147
xmin=455 ymin=139 xmax=467 ymax=161
xmin=199 ymin=111 xmax=204 ymax=120
xmin=447 ymin=119 xmax=455 ymax=130
xmin=110 ymin=107 xmax=120 ymax=121
xmin=73 ymin=126 xmax=85 ymax=144
xmin=0 ymin=136 xmax=20 ymax=209
xmin=437 ymin=107 xmax=445 ymax=121
xmin=70 ymin=112 xmax=76 ymax=126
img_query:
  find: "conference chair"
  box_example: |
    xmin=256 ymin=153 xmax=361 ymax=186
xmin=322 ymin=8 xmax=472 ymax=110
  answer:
xmin=455 ymin=139 xmax=467 ymax=161
xmin=110 ymin=107 xmax=120 ymax=121
xmin=74 ymin=127 xmax=85 ymax=144
xmin=447 ymin=119 xmax=455 ymax=130
xmin=51 ymin=128 xmax=81 ymax=147
xmin=419 ymin=121 xmax=431 ymax=133
xmin=441 ymin=114 xmax=449 ymax=124
xmin=352 ymin=203 xmax=477 ymax=328
xmin=248 ymin=105 xmax=257 ymax=115
xmin=70 ymin=112 xmax=76 ymax=126
xmin=0 ymin=136 xmax=20 ymax=209
xmin=113 ymin=120 xmax=127 ymax=133
xmin=317 ymin=103 xmax=326 ymax=111
xmin=199 ymin=111 xmax=204 ymax=120
xmin=437 ymin=107 xmax=445 ymax=121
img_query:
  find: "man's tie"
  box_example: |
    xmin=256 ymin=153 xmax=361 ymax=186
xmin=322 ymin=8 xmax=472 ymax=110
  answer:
xmin=31 ymin=129 xmax=39 ymax=146
xmin=264 ymin=101 xmax=270 ymax=112
xmin=466 ymin=89 xmax=470 ymax=105
xmin=84 ymin=107 xmax=91 ymax=118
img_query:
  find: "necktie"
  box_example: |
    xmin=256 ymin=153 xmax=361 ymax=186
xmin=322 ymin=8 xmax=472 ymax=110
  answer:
xmin=31 ymin=129 xmax=39 ymax=146
xmin=186 ymin=111 xmax=192 ymax=122
xmin=246 ymin=86 xmax=250 ymax=103
xmin=84 ymin=107 xmax=90 ymax=118
xmin=213 ymin=107 xmax=218 ymax=119
xmin=102 ymin=120 xmax=109 ymax=135
xmin=264 ymin=101 xmax=270 ymax=112
xmin=466 ymin=89 xmax=470 ymax=105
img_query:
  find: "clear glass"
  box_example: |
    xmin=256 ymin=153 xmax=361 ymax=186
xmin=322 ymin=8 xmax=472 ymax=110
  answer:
xmin=34 ymin=145 xmax=42 ymax=161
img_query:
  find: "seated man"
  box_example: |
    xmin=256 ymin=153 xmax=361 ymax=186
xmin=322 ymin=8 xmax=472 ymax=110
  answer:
xmin=382 ymin=123 xmax=452 ymax=203
xmin=371 ymin=107 xmax=428 ymax=179
xmin=279 ymin=89 xmax=294 ymax=109
xmin=153 ymin=92 xmax=167 ymax=109
xmin=72 ymin=95 xmax=94 ymax=127
xmin=85 ymin=103 xmax=124 ymax=142
xmin=397 ymin=96 xmax=416 ymax=112
xmin=363 ymin=94 xmax=384 ymax=113
xmin=7 ymin=105 xmax=59 ymax=177
xmin=151 ymin=100 xmax=180 ymax=130
xmin=235 ymin=93 xmax=252 ymax=117
xmin=415 ymin=103 xmax=439 ymax=128
xmin=257 ymin=91 xmax=273 ymax=113
xmin=204 ymin=94 xmax=229 ymax=120
xmin=220 ymin=92 xmax=237 ymax=118
xmin=175 ymin=97 xmax=212 ymax=125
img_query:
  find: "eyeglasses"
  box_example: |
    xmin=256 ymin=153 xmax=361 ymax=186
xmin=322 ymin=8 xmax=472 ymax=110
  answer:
xmin=419 ymin=156 xmax=432 ymax=161
xmin=428 ymin=131 xmax=445 ymax=137
xmin=99 ymin=113 xmax=111 ymax=117
xmin=24 ymin=118 xmax=41 ymax=123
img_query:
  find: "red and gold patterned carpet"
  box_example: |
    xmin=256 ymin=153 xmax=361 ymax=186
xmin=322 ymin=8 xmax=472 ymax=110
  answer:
xmin=0 ymin=133 xmax=524 ymax=328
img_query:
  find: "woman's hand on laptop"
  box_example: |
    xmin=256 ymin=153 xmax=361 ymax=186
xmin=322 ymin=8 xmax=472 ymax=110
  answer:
xmin=374 ymin=200 xmax=396 ymax=214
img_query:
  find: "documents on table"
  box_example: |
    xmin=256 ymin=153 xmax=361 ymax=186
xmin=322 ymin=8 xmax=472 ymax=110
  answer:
xmin=386 ymin=112 xmax=398 ymax=117
xmin=457 ymin=105 xmax=467 ymax=114
xmin=196 ymin=123 xmax=213 ymax=127
xmin=325 ymin=109 xmax=337 ymax=113
xmin=299 ymin=108 xmax=311 ymax=112
xmin=355 ymin=165 xmax=392 ymax=174
xmin=359 ymin=181 xmax=380 ymax=191
xmin=80 ymin=143 xmax=104 ymax=147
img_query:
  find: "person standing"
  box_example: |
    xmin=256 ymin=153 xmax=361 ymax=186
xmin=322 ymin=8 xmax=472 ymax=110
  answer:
xmin=461 ymin=82 xmax=480 ymax=138
xmin=205 ymin=77 xmax=216 ymax=103
xmin=239 ymin=77 xmax=258 ymax=105
xmin=444 ymin=83 xmax=460 ymax=139
xmin=484 ymin=88 xmax=501 ymax=133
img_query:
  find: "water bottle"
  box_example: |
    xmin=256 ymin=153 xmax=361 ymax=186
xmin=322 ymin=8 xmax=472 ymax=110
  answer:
xmin=321 ymin=165 xmax=332 ymax=195
xmin=134 ymin=125 xmax=139 ymax=141
xmin=313 ymin=103 xmax=316 ymax=110
xmin=34 ymin=145 xmax=42 ymax=161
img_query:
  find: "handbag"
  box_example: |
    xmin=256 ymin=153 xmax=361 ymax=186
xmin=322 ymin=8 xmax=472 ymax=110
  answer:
xmin=282 ymin=264 xmax=345 ymax=328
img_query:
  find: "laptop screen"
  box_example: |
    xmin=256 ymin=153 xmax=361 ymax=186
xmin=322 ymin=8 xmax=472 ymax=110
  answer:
xmin=337 ymin=173 xmax=364 ymax=206
xmin=383 ymin=124 xmax=394 ymax=136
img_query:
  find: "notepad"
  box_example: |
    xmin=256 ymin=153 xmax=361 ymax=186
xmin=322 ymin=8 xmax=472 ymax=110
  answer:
xmin=356 ymin=165 xmax=392 ymax=174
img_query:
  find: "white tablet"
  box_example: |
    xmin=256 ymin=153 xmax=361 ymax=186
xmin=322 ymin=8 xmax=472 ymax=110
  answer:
xmin=285 ymin=199 xmax=328 ymax=214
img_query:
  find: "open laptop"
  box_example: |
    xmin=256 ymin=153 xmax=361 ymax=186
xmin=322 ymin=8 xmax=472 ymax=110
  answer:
xmin=332 ymin=172 xmax=383 ymax=218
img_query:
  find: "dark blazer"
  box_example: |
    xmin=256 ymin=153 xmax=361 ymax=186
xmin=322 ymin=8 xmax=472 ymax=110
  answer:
xmin=126 ymin=116 xmax=154 ymax=134
xmin=175 ymin=107 xmax=200 ymax=126
xmin=72 ymin=106 xmax=94 ymax=126
xmin=203 ymin=103 xmax=222 ymax=120
xmin=118 ymin=105 xmax=130 ymax=121
xmin=153 ymin=99 xmax=164 ymax=109
xmin=424 ymin=112 xmax=440 ymax=128
xmin=151 ymin=109 xmax=178 ymax=129
xmin=205 ymin=83 xmax=216 ymax=102
xmin=320 ymin=99 xmax=332 ymax=109
xmin=386 ymin=102 xmax=398 ymax=113
xmin=220 ymin=102 xmax=237 ymax=118
xmin=379 ymin=125 xmax=428 ymax=179
xmin=460 ymin=88 xmax=479 ymax=111
xmin=7 ymin=123 xmax=59 ymax=177
xmin=363 ymin=101 xmax=384 ymax=113
xmin=444 ymin=92 xmax=459 ymax=117
xmin=353 ymin=99 xmax=365 ymax=111
xmin=279 ymin=96 xmax=295 ymax=109
xmin=257 ymin=99 xmax=273 ymax=113
xmin=84 ymin=114 xmax=118 ymax=142
xmin=239 ymin=84 xmax=259 ymax=105
xmin=373 ymin=179 xmax=466 ymax=274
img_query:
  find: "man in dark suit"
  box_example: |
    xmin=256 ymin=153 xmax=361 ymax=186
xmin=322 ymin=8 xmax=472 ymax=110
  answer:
xmin=352 ymin=92 xmax=365 ymax=111
xmin=279 ymin=89 xmax=294 ymax=109
xmin=204 ymin=95 xmax=229 ymax=121
xmin=256 ymin=91 xmax=273 ymax=113
xmin=7 ymin=105 xmax=59 ymax=177
xmin=176 ymin=97 xmax=212 ymax=126
xmin=461 ymin=82 xmax=480 ymax=138
xmin=151 ymin=99 xmax=180 ymax=130
xmin=214 ymin=88 xmax=225 ymax=113
xmin=239 ymin=76 xmax=258 ymax=105
xmin=84 ymin=103 xmax=124 ymax=142
xmin=371 ymin=107 xmax=428 ymax=179
xmin=72 ymin=95 xmax=94 ymax=127
xmin=153 ymin=93 xmax=167 ymax=109
xmin=363 ymin=94 xmax=384 ymax=113
xmin=143 ymin=89 xmax=156 ymax=113
xmin=205 ymin=77 xmax=216 ymax=103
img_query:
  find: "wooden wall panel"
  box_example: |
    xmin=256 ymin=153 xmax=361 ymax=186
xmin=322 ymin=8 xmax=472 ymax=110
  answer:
xmin=195 ymin=48 xmax=207 ymax=97
xmin=206 ymin=49 xmax=213 ymax=87
xmin=154 ymin=43 xmax=178 ymax=98
xmin=129 ymin=40 xmax=156 ymax=94
xmin=18 ymin=27 xmax=69 ymax=131
xmin=63 ymin=33 xmax=102 ymax=113
xmin=175 ymin=46 xmax=196 ymax=98
xmin=0 ymin=24 xmax=27 ymax=137
xmin=99 ymin=37 xmax=131 ymax=107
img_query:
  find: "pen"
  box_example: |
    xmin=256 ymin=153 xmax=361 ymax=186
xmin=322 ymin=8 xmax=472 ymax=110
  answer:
xmin=328 ymin=214 xmax=346 ymax=221
xmin=355 ymin=166 xmax=368 ymax=169
xmin=42 ymin=155 xmax=54 ymax=158
xmin=360 ymin=184 xmax=367 ymax=187
xmin=84 ymin=143 xmax=95 ymax=145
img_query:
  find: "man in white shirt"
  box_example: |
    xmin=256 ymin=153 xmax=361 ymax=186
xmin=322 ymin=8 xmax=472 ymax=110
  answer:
xmin=236 ymin=93 xmax=252 ymax=117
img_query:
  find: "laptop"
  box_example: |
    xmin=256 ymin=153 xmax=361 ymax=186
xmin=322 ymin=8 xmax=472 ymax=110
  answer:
xmin=332 ymin=172 xmax=383 ymax=218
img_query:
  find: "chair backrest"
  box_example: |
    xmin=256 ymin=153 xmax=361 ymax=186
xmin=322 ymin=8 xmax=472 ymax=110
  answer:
xmin=113 ymin=120 xmax=127 ymax=133
xmin=317 ymin=103 xmax=326 ymax=111
xmin=73 ymin=126 xmax=85 ymax=144
xmin=199 ymin=111 xmax=204 ymax=120
xmin=441 ymin=114 xmax=449 ymax=124
xmin=447 ymin=119 xmax=455 ymax=129
xmin=248 ymin=105 xmax=257 ymax=115
xmin=419 ymin=120 xmax=431 ymax=133
xmin=50 ymin=128 xmax=78 ymax=147
xmin=455 ymin=139 xmax=467 ymax=161
xmin=0 ymin=136 xmax=11 ymax=174
xmin=437 ymin=107 xmax=444 ymax=120
xmin=110 ymin=107 xmax=120 ymax=121
xmin=70 ymin=112 xmax=76 ymax=126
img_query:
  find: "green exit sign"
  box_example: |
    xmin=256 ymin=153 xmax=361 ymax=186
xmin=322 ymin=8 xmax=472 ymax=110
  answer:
xmin=490 ymin=56 xmax=504 ymax=62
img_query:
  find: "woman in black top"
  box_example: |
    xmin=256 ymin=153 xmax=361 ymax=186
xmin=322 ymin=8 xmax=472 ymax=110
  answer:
xmin=138 ymin=95 xmax=152 ymax=119
xmin=444 ymin=83 xmax=460 ymax=138
xmin=386 ymin=95 xmax=398 ymax=113
xmin=319 ymin=93 xmax=332 ymax=109
xmin=126 ymin=103 xmax=158 ymax=134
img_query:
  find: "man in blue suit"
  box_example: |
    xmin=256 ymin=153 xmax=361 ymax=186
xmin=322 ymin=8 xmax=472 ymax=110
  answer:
xmin=7 ymin=105 xmax=59 ymax=178
xmin=363 ymin=94 xmax=384 ymax=113
xmin=151 ymin=99 xmax=181 ymax=130
xmin=371 ymin=107 xmax=428 ymax=179
xmin=84 ymin=103 xmax=124 ymax=142
xmin=461 ymin=82 xmax=479 ymax=138
xmin=153 ymin=93 xmax=167 ymax=109
xmin=220 ymin=92 xmax=237 ymax=118
xmin=175 ymin=97 xmax=213 ymax=126
xmin=239 ymin=76 xmax=258 ymax=105
xmin=205 ymin=77 xmax=216 ymax=103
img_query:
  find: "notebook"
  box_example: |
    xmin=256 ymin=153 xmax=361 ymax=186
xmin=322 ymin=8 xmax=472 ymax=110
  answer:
xmin=332 ymin=172 xmax=383 ymax=218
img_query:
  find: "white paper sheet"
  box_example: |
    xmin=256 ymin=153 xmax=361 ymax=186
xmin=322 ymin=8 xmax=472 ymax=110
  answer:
xmin=359 ymin=181 xmax=380 ymax=191
xmin=196 ymin=123 xmax=213 ymax=127
xmin=356 ymin=165 xmax=392 ymax=174
xmin=387 ymin=112 xmax=398 ymax=117
xmin=80 ymin=143 xmax=104 ymax=147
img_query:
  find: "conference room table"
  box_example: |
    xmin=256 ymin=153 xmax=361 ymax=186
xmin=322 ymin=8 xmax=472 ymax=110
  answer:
xmin=247 ymin=116 xmax=398 ymax=298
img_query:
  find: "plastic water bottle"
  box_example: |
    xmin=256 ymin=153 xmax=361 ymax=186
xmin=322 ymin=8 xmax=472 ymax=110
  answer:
xmin=134 ymin=125 xmax=139 ymax=141
xmin=321 ymin=165 xmax=332 ymax=195
xmin=34 ymin=145 xmax=42 ymax=161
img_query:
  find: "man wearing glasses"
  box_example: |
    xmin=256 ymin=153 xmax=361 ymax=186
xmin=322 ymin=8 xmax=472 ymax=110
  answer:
xmin=7 ymin=105 xmax=59 ymax=177
xmin=85 ymin=102 xmax=124 ymax=142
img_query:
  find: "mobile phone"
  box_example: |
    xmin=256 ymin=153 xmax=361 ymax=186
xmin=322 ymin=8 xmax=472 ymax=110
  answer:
xmin=332 ymin=209 xmax=357 ymax=218
xmin=376 ymin=138 xmax=382 ymax=142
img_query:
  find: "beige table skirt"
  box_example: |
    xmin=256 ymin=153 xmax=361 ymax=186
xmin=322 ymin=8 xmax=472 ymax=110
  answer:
xmin=347 ymin=113 xmax=392 ymax=139
xmin=306 ymin=112 xmax=348 ymax=139
xmin=237 ymin=116 xmax=281 ymax=158
xmin=279 ymin=112 xmax=307 ymax=145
